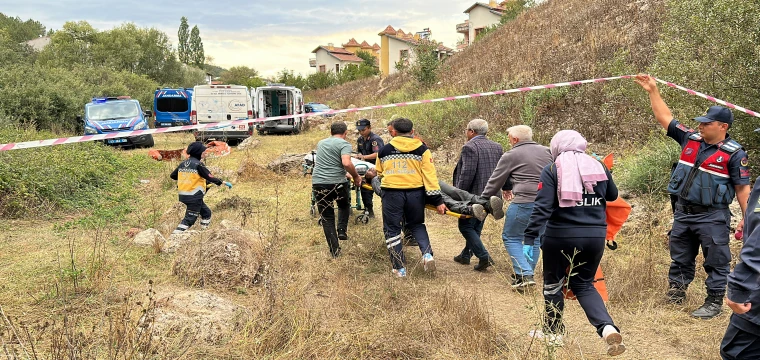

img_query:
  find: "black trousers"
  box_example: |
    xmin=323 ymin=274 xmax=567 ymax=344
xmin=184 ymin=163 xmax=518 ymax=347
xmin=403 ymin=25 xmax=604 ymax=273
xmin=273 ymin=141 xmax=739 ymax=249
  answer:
xmin=542 ymin=235 xmax=617 ymax=336
xmin=360 ymin=187 xmax=374 ymax=213
xmin=313 ymin=182 xmax=351 ymax=256
xmin=382 ymin=188 xmax=433 ymax=269
xmin=175 ymin=199 xmax=211 ymax=233
xmin=721 ymin=315 xmax=760 ymax=360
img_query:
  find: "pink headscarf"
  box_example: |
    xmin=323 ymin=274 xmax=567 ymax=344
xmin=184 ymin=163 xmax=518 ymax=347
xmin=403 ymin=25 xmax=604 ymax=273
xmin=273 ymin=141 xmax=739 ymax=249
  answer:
xmin=550 ymin=130 xmax=608 ymax=208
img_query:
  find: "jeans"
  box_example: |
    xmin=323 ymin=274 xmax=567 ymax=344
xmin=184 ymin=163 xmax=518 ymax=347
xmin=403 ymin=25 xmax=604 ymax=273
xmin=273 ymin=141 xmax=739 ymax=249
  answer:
xmin=313 ymin=182 xmax=351 ymax=256
xmin=502 ymin=202 xmax=543 ymax=276
xmin=458 ymin=217 xmax=488 ymax=260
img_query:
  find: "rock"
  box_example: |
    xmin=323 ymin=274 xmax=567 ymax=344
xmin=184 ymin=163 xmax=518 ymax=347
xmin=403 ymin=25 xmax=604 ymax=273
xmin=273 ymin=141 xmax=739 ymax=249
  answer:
xmin=236 ymin=137 xmax=260 ymax=150
xmin=147 ymin=290 xmax=250 ymax=345
xmin=267 ymin=153 xmax=307 ymax=174
xmin=134 ymin=229 xmax=165 ymax=247
xmin=219 ymin=219 xmax=240 ymax=230
xmin=162 ymin=230 xmax=200 ymax=253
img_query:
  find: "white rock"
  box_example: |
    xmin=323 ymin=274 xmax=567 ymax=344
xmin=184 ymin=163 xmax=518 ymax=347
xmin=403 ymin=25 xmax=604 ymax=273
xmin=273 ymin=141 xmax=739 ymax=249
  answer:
xmin=133 ymin=229 xmax=165 ymax=247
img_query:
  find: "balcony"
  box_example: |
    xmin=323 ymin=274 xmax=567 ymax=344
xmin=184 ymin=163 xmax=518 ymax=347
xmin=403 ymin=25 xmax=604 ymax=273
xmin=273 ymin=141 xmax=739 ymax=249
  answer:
xmin=456 ymin=21 xmax=469 ymax=34
xmin=309 ymin=58 xmax=316 ymax=67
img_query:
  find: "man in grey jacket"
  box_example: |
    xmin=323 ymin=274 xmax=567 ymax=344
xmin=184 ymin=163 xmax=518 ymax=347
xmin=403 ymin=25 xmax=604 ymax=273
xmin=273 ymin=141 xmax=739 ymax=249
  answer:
xmin=482 ymin=125 xmax=553 ymax=288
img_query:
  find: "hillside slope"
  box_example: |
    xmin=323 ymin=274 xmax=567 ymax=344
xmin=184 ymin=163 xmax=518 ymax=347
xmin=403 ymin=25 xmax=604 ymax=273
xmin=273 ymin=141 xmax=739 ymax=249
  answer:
xmin=309 ymin=0 xmax=665 ymax=147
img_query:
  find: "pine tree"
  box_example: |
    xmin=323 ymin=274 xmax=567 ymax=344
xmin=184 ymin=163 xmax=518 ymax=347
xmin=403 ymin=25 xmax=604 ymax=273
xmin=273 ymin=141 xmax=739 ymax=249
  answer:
xmin=177 ymin=17 xmax=189 ymax=64
xmin=189 ymin=25 xmax=204 ymax=68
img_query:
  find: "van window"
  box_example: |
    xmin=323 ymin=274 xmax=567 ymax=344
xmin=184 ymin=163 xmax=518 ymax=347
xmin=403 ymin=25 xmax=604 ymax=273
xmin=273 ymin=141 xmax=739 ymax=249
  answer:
xmin=87 ymin=102 xmax=139 ymax=121
xmin=157 ymin=98 xmax=189 ymax=112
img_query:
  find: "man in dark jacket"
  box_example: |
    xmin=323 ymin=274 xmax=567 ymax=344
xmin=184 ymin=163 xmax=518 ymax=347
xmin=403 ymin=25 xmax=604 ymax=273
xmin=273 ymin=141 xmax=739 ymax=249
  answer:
xmin=453 ymin=119 xmax=504 ymax=271
xmin=170 ymin=142 xmax=232 ymax=234
xmin=722 ymin=131 xmax=760 ymax=358
xmin=353 ymin=118 xmax=384 ymax=218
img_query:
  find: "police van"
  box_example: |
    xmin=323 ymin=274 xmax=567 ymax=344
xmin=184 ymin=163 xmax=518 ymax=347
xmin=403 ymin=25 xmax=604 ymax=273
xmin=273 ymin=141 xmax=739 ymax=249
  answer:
xmin=79 ymin=96 xmax=154 ymax=148
xmin=191 ymin=84 xmax=253 ymax=144
xmin=251 ymin=84 xmax=304 ymax=135
xmin=153 ymin=88 xmax=193 ymax=128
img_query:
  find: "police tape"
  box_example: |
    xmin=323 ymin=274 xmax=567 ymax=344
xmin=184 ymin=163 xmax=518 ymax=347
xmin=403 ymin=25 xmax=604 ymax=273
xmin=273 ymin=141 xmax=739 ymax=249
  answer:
xmin=1 ymin=74 xmax=757 ymax=152
xmin=653 ymin=78 xmax=760 ymax=118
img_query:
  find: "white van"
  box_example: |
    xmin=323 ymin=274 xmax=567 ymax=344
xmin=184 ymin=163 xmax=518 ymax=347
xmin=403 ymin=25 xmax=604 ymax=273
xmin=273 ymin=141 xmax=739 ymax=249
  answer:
xmin=191 ymin=84 xmax=253 ymax=143
xmin=252 ymin=85 xmax=304 ymax=135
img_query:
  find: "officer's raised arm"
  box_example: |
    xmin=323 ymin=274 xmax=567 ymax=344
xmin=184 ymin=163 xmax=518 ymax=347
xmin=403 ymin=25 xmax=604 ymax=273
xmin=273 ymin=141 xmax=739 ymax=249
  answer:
xmin=635 ymin=73 xmax=673 ymax=130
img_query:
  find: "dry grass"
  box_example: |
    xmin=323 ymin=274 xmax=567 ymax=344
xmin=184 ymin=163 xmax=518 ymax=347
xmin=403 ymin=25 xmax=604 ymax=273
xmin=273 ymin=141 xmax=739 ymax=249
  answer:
xmin=0 ymin=131 xmax=736 ymax=359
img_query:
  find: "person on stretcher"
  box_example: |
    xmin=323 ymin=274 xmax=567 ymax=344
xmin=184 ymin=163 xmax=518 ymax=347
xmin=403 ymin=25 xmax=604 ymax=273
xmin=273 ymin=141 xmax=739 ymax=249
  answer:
xmin=363 ymin=168 xmax=504 ymax=221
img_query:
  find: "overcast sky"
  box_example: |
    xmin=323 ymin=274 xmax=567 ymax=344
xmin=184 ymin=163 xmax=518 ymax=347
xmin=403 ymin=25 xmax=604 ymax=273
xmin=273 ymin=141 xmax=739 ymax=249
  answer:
xmin=5 ymin=0 xmax=473 ymax=77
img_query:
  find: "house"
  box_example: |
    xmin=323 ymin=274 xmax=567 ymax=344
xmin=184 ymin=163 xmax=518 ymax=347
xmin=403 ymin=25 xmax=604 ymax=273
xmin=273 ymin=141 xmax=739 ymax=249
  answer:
xmin=456 ymin=0 xmax=511 ymax=49
xmin=22 ymin=36 xmax=51 ymax=51
xmin=310 ymin=44 xmax=364 ymax=73
xmin=378 ymin=25 xmax=453 ymax=76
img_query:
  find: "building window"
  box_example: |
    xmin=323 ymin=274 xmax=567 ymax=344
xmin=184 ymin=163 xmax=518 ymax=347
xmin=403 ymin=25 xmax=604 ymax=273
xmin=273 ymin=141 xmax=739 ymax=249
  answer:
xmin=335 ymin=64 xmax=340 ymax=72
xmin=400 ymin=49 xmax=409 ymax=65
xmin=474 ymin=27 xmax=484 ymax=38
xmin=319 ymin=65 xmax=326 ymax=73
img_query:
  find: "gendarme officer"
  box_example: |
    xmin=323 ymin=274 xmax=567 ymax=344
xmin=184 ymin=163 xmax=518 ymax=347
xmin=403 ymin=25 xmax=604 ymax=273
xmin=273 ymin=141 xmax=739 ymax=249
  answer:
xmin=354 ymin=118 xmax=384 ymax=218
xmin=636 ymin=74 xmax=750 ymax=320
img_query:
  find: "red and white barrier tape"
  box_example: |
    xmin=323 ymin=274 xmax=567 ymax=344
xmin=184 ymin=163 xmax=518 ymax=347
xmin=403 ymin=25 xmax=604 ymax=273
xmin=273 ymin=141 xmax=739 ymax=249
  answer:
xmin=1 ymin=74 xmax=757 ymax=151
xmin=653 ymin=78 xmax=760 ymax=118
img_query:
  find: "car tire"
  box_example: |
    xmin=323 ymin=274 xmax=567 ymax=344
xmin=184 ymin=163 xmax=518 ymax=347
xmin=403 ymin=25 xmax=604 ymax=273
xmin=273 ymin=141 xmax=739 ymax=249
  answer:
xmin=141 ymin=135 xmax=155 ymax=148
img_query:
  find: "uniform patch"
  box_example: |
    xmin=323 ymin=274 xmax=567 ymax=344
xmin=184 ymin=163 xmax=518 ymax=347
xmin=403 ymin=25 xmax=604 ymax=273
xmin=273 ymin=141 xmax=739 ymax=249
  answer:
xmin=685 ymin=148 xmax=694 ymax=155
xmin=676 ymin=123 xmax=691 ymax=132
xmin=707 ymin=164 xmax=724 ymax=171
xmin=717 ymin=156 xmax=724 ymax=163
xmin=537 ymin=182 xmax=543 ymax=190
xmin=742 ymin=157 xmax=749 ymax=167
xmin=741 ymin=169 xmax=750 ymax=178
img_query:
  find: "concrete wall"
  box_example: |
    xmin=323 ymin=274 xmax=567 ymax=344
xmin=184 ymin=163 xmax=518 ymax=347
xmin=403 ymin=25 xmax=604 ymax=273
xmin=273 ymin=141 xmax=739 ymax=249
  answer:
xmin=468 ymin=6 xmax=502 ymax=43
xmin=386 ymin=37 xmax=414 ymax=76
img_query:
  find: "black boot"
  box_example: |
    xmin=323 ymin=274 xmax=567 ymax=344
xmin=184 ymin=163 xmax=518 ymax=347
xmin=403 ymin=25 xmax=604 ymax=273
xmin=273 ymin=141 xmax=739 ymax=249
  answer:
xmin=473 ymin=256 xmax=494 ymax=272
xmin=666 ymin=283 xmax=687 ymax=305
xmin=453 ymin=254 xmax=471 ymax=265
xmin=691 ymin=295 xmax=723 ymax=320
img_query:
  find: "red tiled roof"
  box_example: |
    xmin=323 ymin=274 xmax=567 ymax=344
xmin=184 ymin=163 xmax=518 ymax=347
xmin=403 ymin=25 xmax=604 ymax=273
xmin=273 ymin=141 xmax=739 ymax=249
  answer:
xmin=343 ymin=38 xmax=361 ymax=47
xmin=396 ymin=29 xmax=406 ymax=37
xmin=379 ymin=25 xmax=396 ymax=35
xmin=372 ymin=43 xmax=381 ymax=50
xmin=312 ymin=46 xmax=363 ymax=62
xmin=332 ymin=53 xmax=364 ymax=62
xmin=360 ymin=40 xmax=372 ymax=49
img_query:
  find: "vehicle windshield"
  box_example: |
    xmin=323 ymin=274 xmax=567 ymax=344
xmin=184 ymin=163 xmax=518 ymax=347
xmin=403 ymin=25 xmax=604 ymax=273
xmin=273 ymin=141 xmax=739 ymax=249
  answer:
xmin=310 ymin=104 xmax=330 ymax=111
xmin=87 ymin=102 xmax=140 ymax=121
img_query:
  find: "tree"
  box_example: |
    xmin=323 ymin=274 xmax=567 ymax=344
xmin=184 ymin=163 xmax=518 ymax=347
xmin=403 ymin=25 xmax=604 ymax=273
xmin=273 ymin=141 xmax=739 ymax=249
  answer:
xmin=38 ymin=21 xmax=98 ymax=67
xmin=0 ymin=13 xmax=45 ymax=43
xmin=220 ymin=66 xmax=262 ymax=86
xmin=189 ymin=25 xmax=204 ymax=68
xmin=276 ymin=69 xmax=307 ymax=89
xmin=410 ymin=39 xmax=441 ymax=87
xmin=177 ymin=17 xmax=189 ymax=64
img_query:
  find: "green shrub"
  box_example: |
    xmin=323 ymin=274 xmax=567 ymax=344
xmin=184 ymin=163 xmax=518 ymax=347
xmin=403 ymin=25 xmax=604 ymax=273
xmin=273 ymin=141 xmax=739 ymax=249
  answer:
xmin=0 ymin=126 xmax=161 ymax=219
xmin=616 ymin=132 xmax=681 ymax=196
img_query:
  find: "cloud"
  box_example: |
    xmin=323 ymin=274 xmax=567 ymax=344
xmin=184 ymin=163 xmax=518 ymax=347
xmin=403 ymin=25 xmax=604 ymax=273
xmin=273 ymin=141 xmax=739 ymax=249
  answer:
xmin=4 ymin=0 xmax=472 ymax=76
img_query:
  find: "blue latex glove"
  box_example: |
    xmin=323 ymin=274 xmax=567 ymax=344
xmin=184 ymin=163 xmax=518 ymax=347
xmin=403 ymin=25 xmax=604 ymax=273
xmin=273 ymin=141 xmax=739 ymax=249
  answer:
xmin=523 ymin=245 xmax=534 ymax=262
xmin=223 ymin=181 xmax=233 ymax=189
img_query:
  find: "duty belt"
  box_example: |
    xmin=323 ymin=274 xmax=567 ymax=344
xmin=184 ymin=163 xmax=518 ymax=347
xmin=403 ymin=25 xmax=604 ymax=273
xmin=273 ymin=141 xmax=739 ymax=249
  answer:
xmin=675 ymin=203 xmax=726 ymax=214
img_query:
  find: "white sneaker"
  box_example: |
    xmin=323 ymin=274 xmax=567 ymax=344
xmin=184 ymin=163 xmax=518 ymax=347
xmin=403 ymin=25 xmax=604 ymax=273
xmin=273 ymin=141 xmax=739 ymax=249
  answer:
xmin=602 ymin=325 xmax=626 ymax=356
xmin=528 ymin=329 xmax=564 ymax=347
xmin=422 ymin=253 xmax=436 ymax=272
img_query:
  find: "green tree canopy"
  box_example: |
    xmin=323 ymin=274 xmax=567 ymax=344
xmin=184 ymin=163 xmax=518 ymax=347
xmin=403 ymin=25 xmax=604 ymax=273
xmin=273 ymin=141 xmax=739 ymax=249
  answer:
xmin=178 ymin=17 xmax=190 ymax=64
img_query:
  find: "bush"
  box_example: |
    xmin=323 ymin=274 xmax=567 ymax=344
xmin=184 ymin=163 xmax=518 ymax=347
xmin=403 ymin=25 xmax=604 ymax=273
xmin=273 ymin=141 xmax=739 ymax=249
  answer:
xmin=0 ymin=125 xmax=161 ymax=219
xmin=0 ymin=63 xmax=158 ymax=132
xmin=616 ymin=132 xmax=681 ymax=196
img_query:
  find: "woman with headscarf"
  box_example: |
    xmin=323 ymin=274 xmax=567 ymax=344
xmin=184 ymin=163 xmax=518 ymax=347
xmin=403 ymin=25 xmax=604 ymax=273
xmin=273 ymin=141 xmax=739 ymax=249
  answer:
xmin=522 ymin=130 xmax=625 ymax=356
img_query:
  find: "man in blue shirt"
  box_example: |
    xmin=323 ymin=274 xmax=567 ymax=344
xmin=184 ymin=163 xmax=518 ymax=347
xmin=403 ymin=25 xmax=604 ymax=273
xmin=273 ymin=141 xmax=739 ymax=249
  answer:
xmin=636 ymin=74 xmax=750 ymax=320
